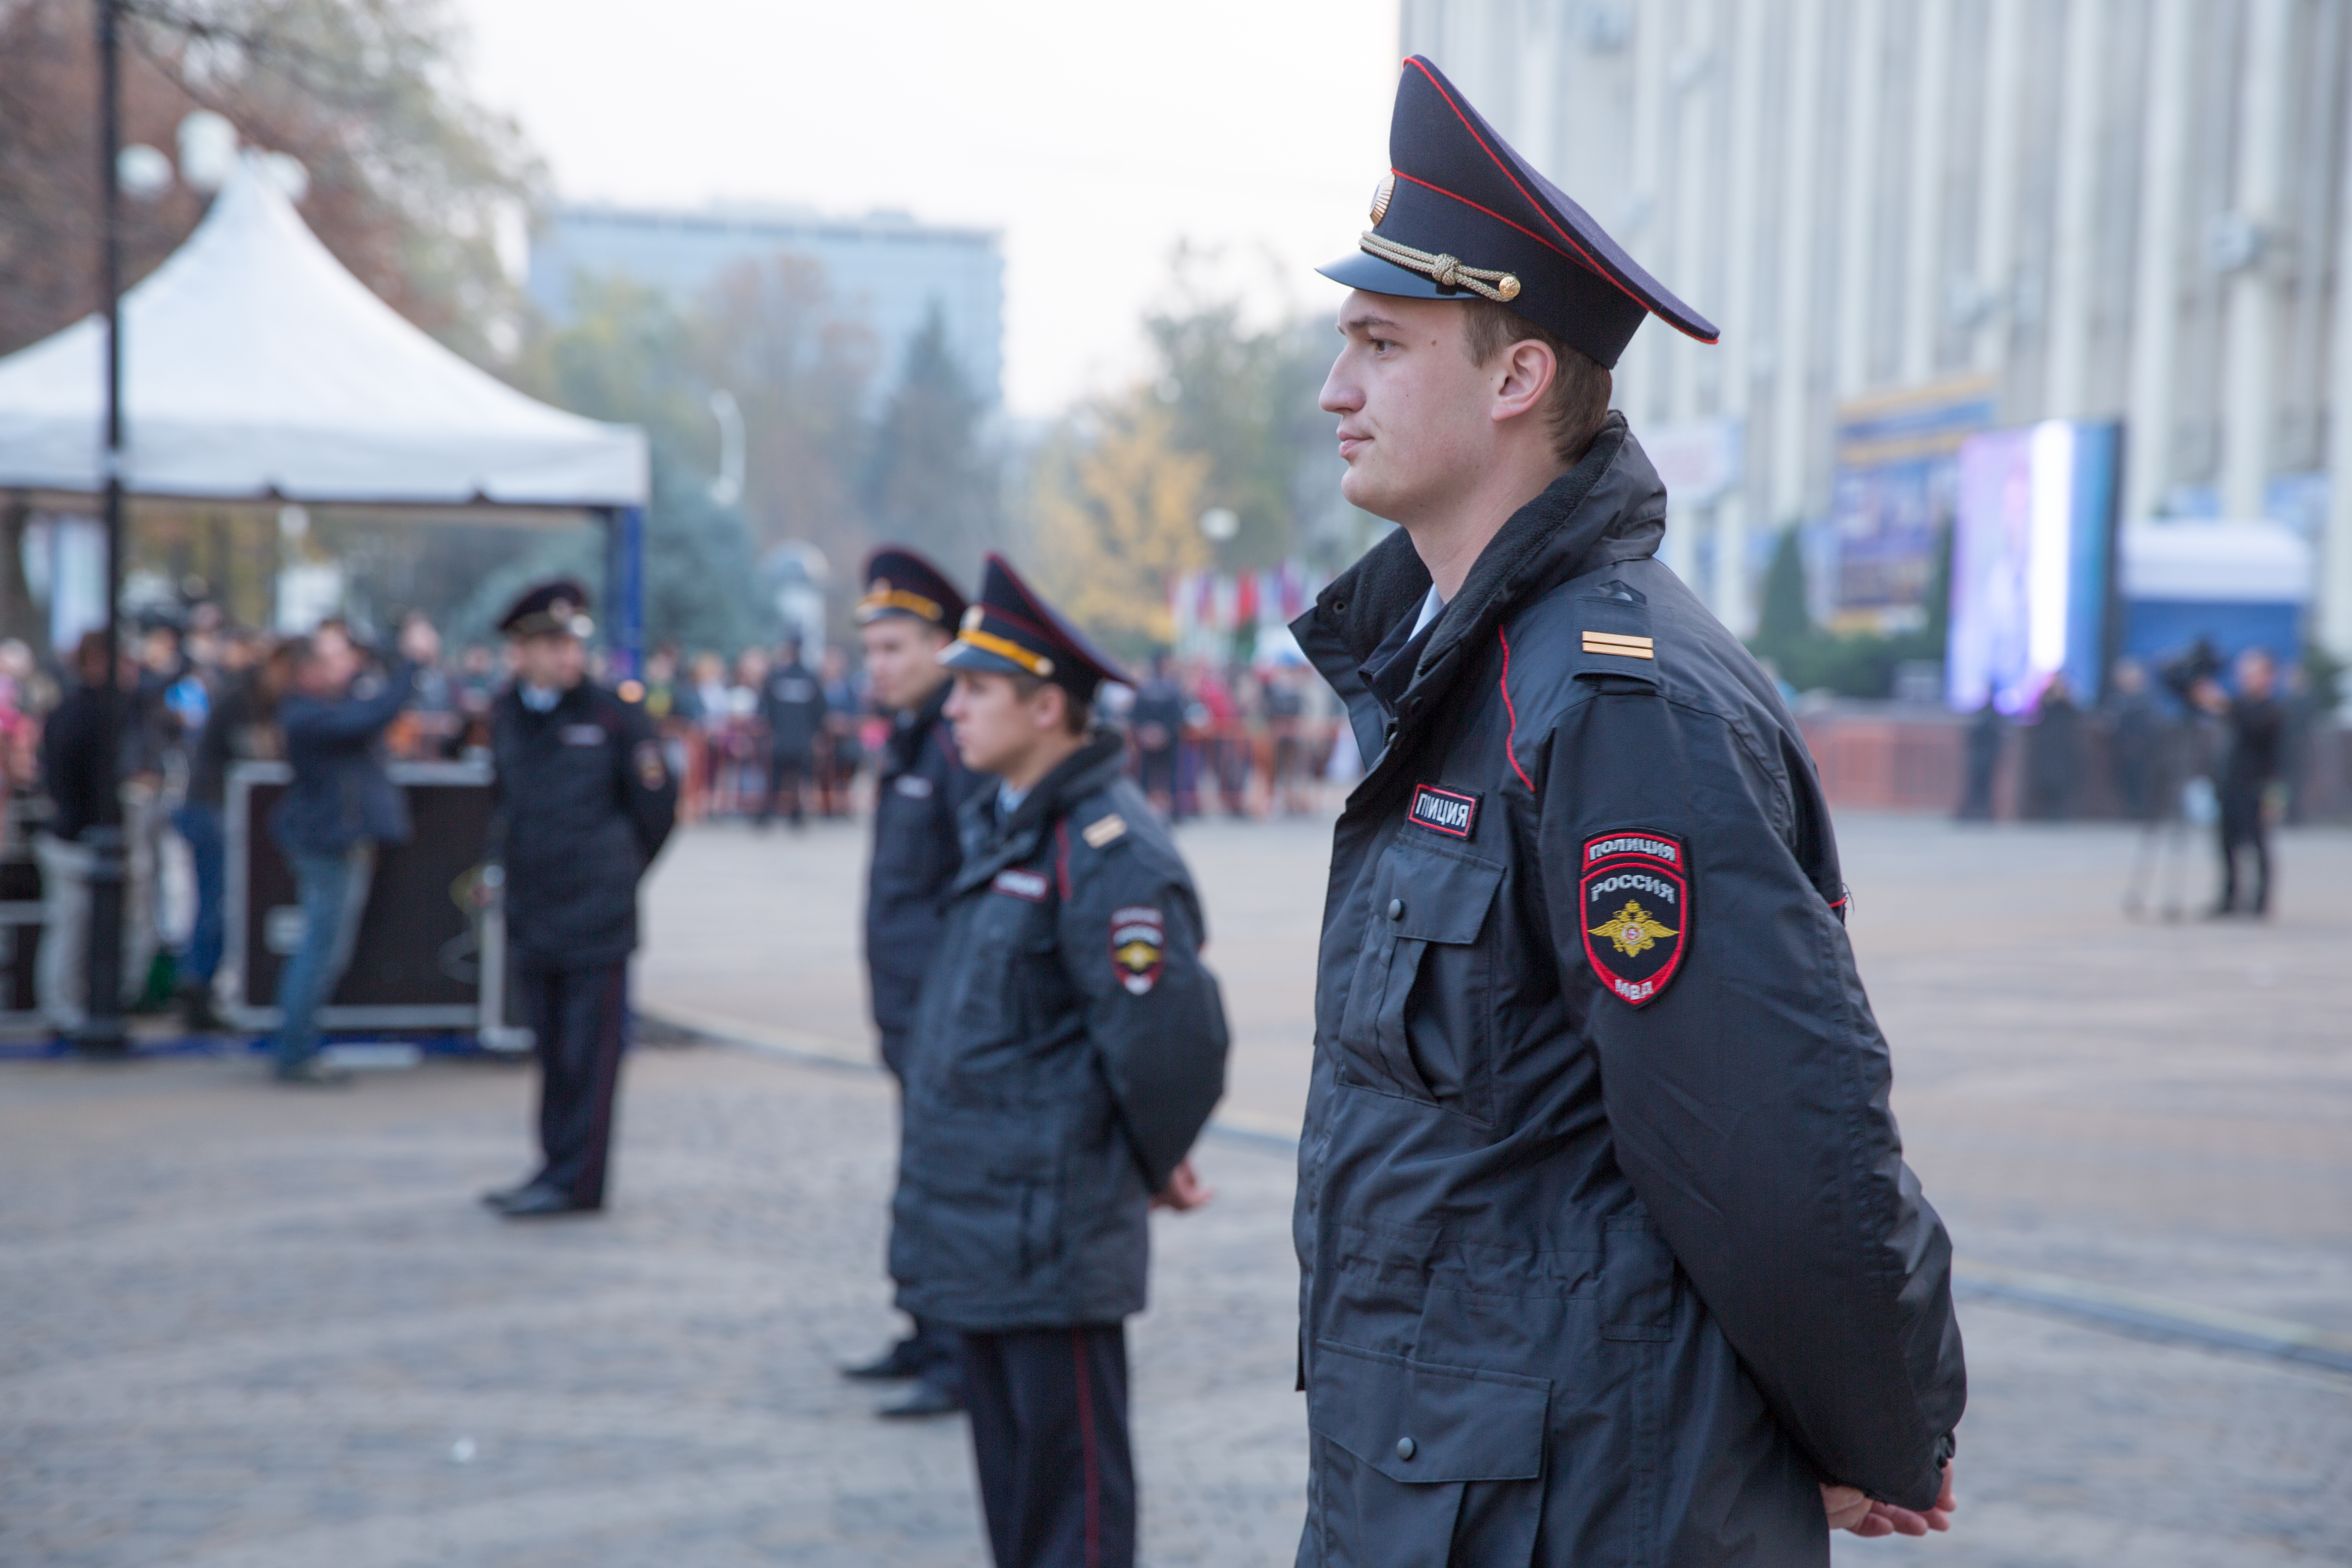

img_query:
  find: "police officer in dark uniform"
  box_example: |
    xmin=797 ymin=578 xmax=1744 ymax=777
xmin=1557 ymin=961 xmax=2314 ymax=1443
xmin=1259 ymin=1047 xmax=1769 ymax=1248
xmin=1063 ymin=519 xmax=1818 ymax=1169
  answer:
xmin=757 ymin=640 xmax=828 ymax=828
xmin=838 ymin=547 xmax=987 ymax=1418
xmin=480 ymin=581 xmax=678 ymax=1218
xmin=1287 ymin=59 xmax=1965 ymax=1563
xmin=891 ymin=555 xmax=1229 ymax=1568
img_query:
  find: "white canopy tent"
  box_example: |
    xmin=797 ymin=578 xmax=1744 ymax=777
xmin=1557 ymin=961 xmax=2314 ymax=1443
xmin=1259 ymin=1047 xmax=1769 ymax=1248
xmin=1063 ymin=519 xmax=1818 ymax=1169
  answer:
xmin=0 ymin=157 xmax=646 ymax=507
xmin=0 ymin=156 xmax=649 ymax=657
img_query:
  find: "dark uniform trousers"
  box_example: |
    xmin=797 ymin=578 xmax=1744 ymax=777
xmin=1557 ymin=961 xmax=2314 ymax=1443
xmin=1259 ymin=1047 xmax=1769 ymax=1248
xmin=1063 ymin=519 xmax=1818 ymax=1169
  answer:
xmin=2218 ymin=782 xmax=2271 ymax=913
xmin=890 ymin=736 xmax=1226 ymax=1568
xmin=963 ymin=1324 xmax=1134 ymax=1568
xmin=489 ymin=678 xmax=673 ymax=1214
xmin=519 ymin=958 xmax=629 ymax=1209
xmin=880 ymin=1024 xmax=963 ymax=1398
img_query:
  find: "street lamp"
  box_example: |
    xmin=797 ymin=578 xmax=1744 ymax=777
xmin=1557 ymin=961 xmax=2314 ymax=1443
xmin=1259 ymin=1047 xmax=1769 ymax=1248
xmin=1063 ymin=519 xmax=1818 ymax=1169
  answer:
xmin=80 ymin=0 xmax=129 ymax=1054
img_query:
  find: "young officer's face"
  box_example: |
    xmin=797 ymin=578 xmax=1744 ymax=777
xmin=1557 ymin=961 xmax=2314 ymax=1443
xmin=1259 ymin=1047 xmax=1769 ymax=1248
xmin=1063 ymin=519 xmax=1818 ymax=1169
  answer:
xmin=944 ymin=670 xmax=1065 ymax=778
xmin=514 ymin=632 xmax=585 ymax=691
xmin=859 ymin=619 xmax=950 ymax=713
xmin=1321 ymin=290 xmax=1501 ymax=526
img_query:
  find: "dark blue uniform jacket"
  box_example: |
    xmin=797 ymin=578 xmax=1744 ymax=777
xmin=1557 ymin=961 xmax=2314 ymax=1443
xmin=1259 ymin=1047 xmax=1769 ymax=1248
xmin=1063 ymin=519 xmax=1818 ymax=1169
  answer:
xmin=864 ymin=682 xmax=982 ymax=1062
xmin=891 ymin=731 xmax=1230 ymax=1331
xmin=1290 ymin=414 xmax=1965 ymax=1567
xmin=272 ymin=662 xmax=416 ymax=858
xmin=490 ymin=682 xmax=677 ymax=968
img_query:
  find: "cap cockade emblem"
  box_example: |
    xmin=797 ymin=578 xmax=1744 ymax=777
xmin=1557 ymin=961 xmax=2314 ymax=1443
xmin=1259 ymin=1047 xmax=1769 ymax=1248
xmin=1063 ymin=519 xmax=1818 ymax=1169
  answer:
xmin=1370 ymin=171 xmax=1396 ymax=225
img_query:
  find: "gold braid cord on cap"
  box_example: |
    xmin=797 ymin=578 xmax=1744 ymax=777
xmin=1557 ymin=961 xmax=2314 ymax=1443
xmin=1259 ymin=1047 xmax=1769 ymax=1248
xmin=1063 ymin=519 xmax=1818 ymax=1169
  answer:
xmin=1358 ymin=231 xmax=1522 ymax=303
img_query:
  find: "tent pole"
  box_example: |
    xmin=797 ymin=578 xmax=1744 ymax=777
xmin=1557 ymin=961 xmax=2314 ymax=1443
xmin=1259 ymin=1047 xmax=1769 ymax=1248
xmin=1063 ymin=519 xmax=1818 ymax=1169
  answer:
xmin=606 ymin=504 xmax=644 ymax=681
xmin=79 ymin=0 xmax=129 ymax=1056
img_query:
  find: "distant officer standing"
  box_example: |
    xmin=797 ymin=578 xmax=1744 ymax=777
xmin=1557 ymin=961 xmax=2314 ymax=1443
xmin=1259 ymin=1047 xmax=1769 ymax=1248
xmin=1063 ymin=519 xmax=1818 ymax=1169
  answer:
xmin=892 ymin=555 xmax=1229 ymax=1568
xmin=839 ymin=547 xmax=987 ymax=1418
xmin=757 ymin=641 xmax=828 ymax=829
xmin=1288 ymin=59 xmax=1964 ymax=1564
xmin=2204 ymin=645 xmax=2285 ymax=917
xmin=481 ymin=581 xmax=677 ymax=1218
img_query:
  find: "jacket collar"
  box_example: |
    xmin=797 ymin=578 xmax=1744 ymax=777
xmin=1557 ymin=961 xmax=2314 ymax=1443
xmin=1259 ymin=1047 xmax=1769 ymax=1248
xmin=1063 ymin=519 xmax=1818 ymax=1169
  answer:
xmin=1292 ymin=413 xmax=1666 ymax=778
xmin=884 ymin=680 xmax=952 ymax=773
xmin=953 ymin=728 xmax=1127 ymax=893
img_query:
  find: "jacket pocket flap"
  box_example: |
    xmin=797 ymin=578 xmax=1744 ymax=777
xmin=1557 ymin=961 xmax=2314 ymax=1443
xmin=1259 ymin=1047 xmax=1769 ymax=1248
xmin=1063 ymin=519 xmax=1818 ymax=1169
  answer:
xmin=1388 ymin=847 xmax=1504 ymax=946
xmin=1309 ymin=1340 xmax=1548 ymax=1483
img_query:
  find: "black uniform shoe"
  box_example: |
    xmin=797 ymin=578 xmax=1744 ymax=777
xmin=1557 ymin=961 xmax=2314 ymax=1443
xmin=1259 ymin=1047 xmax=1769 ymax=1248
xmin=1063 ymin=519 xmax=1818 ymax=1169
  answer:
xmin=841 ymin=1339 xmax=924 ymax=1382
xmin=480 ymin=1181 xmax=538 ymax=1211
xmin=178 ymin=984 xmax=223 ymax=1033
xmin=496 ymin=1183 xmax=587 ymax=1218
xmin=878 ymin=1380 xmax=963 ymax=1419
xmin=273 ymin=1059 xmax=352 ymax=1087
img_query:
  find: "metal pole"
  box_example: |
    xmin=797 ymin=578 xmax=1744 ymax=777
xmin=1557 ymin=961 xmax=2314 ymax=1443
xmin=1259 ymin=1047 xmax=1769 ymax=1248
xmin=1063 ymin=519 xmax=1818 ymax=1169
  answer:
xmin=80 ymin=0 xmax=129 ymax=1054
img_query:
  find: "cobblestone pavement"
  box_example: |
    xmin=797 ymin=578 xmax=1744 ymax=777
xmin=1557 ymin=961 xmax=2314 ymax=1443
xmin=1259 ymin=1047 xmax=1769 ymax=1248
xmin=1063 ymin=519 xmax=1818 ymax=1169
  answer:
xmin=4 ymin=813 xmax=2349 ymax=1565
xmin=0 ymin=1047 xmax=1306 ymax=1567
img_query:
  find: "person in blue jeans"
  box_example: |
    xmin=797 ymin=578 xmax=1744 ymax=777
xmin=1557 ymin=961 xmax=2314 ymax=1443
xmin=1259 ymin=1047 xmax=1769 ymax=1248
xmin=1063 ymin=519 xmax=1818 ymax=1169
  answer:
xmin=267 ymin=617 xmax=437 ymax=1084
xmin=175 ymin=644 xmax=298 ymax=1031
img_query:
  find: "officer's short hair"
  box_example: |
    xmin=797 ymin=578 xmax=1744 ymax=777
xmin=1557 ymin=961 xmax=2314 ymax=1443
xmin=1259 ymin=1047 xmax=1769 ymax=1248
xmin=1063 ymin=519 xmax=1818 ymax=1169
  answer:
xmin=1009 ymin=672 xmax=1091 ymax=736
xmin=1459 ymin=300 xmax=1614 ymax=467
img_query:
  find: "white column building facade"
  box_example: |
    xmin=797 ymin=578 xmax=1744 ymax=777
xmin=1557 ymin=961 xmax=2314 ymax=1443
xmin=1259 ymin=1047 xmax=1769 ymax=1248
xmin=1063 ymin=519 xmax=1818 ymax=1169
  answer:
xmin=1396 ymin=0 xmax=2352 ymax=662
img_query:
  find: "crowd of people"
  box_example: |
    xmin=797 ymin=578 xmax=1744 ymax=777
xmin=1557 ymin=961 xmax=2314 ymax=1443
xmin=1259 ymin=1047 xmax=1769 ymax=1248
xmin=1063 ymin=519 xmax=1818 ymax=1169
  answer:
xmin=0 ymin=592 xmax=1359 ymax=1051
xmin=1955 ymin=642 xmax=2312 ymax=918
xmin=6 ymin=606 xmax=504 ymax=1040
xmin=626 ymin=639 xmax=1356 ymax=827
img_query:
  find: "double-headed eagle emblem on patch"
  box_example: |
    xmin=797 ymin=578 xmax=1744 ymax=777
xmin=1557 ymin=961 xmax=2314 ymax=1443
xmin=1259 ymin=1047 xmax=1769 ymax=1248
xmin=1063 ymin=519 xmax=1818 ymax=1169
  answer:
xmin=1590 ymin=900 xmax=1677 ymax=958
xmin=1111 ymin=904 xmax=1165 ymax=996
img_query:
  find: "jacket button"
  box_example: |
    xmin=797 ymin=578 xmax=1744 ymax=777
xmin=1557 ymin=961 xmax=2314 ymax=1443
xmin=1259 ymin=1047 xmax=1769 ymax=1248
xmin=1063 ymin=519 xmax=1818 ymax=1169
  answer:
xmin=1387 ymin=898 xmax=1404 ymax=921
xmin=1395 ymin=1436 xmax=1416 ymax=1461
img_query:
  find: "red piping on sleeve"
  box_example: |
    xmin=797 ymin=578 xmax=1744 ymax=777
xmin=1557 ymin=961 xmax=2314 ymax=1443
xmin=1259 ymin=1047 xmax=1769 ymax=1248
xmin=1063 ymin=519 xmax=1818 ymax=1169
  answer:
xmin=1498 ymin=628 xmax=1535 ymax=791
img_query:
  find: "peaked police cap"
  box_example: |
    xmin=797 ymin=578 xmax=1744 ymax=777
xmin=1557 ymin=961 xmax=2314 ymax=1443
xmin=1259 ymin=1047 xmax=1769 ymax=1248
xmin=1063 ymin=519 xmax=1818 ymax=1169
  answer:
xmin=498 ymin=578 xmax=594 ymax=639
xmin=1319 ymin=56 xmax=1718 ymax=369
xmin=940 ymin=553 xmax=1129 ymax=700
xmin=856 ymin=546 xmax=967 ymax=631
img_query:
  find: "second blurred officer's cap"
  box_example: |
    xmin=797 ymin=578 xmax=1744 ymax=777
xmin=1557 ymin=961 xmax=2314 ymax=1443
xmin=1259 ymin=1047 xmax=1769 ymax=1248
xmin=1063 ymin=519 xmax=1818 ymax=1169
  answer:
xmin=855 ymin=546 xmax=967 ymax=632
xmin=1320 ymin=55 xmax=1717 ymax=369
xmin=499 ymin=579 xmax=593 ymax=639
xmin=940 ymin=554 xmax=1129 ymax=702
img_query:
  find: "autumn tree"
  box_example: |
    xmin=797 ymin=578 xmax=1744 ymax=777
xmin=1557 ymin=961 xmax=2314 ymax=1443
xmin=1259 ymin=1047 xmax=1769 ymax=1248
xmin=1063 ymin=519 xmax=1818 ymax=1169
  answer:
xmin=1032 ymin=399 xmax=1209 ymax=654
xmin=0 ymin=0 xmax=537 ymax=362
xmin=1141 ymin=249 xmax=1338 ymax=572
xmin=863 ymin=306 xmax=1001 ymax=583
xmin=503 ymin=273 xmax=767 ymax=655
xmin=697 ymin=253 xmax=879 ymax=590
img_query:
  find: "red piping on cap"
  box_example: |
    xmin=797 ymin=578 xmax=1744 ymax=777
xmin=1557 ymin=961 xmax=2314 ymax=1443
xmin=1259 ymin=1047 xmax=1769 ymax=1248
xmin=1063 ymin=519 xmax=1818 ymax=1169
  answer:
xmin=1393 ymin=172 xmax=1580 ymax=263
xmin=1403 ymin=56 xmax=1720 ymax=345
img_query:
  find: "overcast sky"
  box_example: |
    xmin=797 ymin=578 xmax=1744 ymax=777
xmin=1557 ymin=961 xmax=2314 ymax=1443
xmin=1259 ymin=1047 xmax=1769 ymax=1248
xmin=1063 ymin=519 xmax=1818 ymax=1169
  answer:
xmin=451 ymin=0 xmax=1401 ymax=416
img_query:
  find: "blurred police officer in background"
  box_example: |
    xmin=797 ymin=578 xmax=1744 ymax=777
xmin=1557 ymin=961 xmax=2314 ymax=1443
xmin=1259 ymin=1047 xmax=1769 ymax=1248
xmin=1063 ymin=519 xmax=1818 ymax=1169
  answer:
xmin=1287 ymin=57 xmax=1963 ymax=1564
xmin=891 ymin=554 xmax=1228 ymax=1568
xmin=481 ymin=581 xmax=677 ymax=1218
xmin=840 ymin=546 xmax=985 ymax=1419
xmin=757 ymin=639 xmax=827 ymax=829
xmin=2204 ymin=645 xmax=2285 ymax=918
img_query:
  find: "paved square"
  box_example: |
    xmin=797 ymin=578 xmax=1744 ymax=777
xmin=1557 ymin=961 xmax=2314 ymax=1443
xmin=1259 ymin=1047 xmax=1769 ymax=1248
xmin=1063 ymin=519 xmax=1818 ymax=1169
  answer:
xmin=3 ymin=812 xmax=2348 ymax=1565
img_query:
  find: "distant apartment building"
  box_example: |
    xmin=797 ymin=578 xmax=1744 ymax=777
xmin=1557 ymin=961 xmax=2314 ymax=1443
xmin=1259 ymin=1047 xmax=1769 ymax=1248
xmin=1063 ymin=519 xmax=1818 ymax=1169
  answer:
xmin=530 ymin=203 xmax=1005 ymax=406
xmin=1399 ymin=0 xmax=2351 ymax=658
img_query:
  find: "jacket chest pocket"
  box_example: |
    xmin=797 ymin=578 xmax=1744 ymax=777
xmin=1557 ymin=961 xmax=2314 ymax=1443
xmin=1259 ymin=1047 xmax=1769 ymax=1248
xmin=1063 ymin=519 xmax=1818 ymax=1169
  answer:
xmin=951 ymin=886 xmax=1062 ymax=1047
xmin=1336 ymin=841 xmax=1505 ymax=1121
